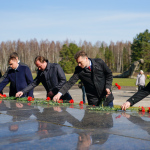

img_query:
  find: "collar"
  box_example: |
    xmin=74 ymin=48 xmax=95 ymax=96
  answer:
xmin=15 ymin=64 xmax=19 ymax=71
xmin=86 ymin=59 xmax=92 ymax=68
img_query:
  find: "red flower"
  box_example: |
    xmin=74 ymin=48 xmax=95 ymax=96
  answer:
xmin=69 ymin=99 xmax=74 ymax=103
xmin=3 ymin=94 xmax=6 ymax=97
xmin=0 ymin=94 xmax=6 ymax=98
xmin=46 ymin=97 xmax=51 ymax=100
xmin=115 ymin=83 xmax=118 ymax=86
xmin=117 ymin=85 xmax=121 ymax=90
xmin=148 ymin=107 xmax=150 ymax=112
xmin=58 ymin=99 xmax=63 ymax=103
xmin=142 ymin=106 xmax=145 ymax=112
xmin=79 ymin=101 xmax=83 ymax=105
xmin=93 ymin=105 xmax=95 ymax=106
xmin=27 ymin=96 xmax=34 ymax=101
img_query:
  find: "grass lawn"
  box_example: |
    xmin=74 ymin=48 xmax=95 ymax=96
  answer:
xmin=66 ymin=74 xmax=150 ymax=86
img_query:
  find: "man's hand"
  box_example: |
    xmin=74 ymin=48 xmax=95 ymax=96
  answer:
xmin=121 ymin=101 xmax=131 ymax=111
xmin=53 ymin=93 xmax=62 ymax=102
xmin=16 ymin=91 xmax=23 ymax=97
xmin=106 ymin=88 xmax=111 ymax=98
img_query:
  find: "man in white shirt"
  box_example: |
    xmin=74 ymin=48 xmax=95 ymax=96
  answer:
xmin=136 ymin=70 xmax=145 ymax=91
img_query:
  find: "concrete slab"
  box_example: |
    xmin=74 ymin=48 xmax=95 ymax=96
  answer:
xmin=0 ymin=100 xmax=150 ymax=149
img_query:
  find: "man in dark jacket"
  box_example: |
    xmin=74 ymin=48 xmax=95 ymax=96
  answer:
xmin=0 ymin=57 xmax=33 ymax=97
xmin=16 ymin=56 xmax=72 ymax=100
xmin=53 ymin=50 xmax=114 ymax=106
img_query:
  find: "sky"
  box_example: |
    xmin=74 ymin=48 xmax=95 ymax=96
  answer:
xmin=0 ymin=0 xmax=150 ymax=45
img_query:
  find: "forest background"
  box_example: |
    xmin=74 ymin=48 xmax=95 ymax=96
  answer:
xmin=0 ymin=29 xmax=150 ymax=76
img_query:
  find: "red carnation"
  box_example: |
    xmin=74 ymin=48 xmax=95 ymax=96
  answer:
xmin=58 ymin=99 xmax=63 ymax=103
xmin=69 ymin=99 xmax=74 ymax=103
xmin=115 ymin=83 xmax=118 ymax=86
xmin=79 ymin=101 xmax=83 ymax=105
xmin=46 ymin=97 xmax=51 ymax=100
xmin=117 ymin=85 xmax=121 ymax=90
xmin=27 ymin=96 xmax=33 ymax=101
xmin=3 ymin=94 xmax=6 ymax=97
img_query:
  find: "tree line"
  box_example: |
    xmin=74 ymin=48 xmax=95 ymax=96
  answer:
xmin=0 ymin=29 xmax=150 ymax=74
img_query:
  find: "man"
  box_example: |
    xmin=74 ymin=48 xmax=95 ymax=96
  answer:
xmin=0 ymin=57 xmax=33 ymax=97
xmin=136 ymin=70 xmax=145 ymax=91
xmin=16 ymin=56 xmax=72 ymax=100
xmin=0 ymin=52 xmax=27 ymax=83
xmin=53 ymin=50 xmax=114 ymax=106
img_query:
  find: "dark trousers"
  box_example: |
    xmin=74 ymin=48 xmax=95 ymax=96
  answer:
xmin=82 ymin=86 xmax=86 ymax=103
xmin=138 ymin=85 xmax=145 ymax=91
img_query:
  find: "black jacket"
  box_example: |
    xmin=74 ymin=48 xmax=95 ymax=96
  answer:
xmin=22 ymin=61 xmax=72 ymax=100
xmin=59 ymin=58 xmax=114 ymax=106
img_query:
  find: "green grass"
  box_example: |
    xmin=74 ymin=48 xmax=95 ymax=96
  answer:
xmin=112 ymin=78 xmax=149 ymax=86
xmin=4 ymin=73 xmax=150 ymax=87
xmin=66 ymin=73 xmax=150 ymax=86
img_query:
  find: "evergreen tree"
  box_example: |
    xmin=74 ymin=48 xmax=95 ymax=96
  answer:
xmin=131 ymin=29 xmax=150 ymax=71
xmin=59 ymin=43 xmax=80 ymax=73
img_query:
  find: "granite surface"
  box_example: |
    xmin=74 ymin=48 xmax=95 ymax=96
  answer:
xmin=0 ymin=100 xmax=150 ymax=150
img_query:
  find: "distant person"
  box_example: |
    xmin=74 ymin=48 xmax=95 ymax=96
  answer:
xmin=53 ymin=50 xmax=114 ymax=107
xmin=78 ymin=81 xmax=86 ymax=103
xmin=136 ymin=70 xmax=145 ymax=91
xmin=16 ymin=56 xmax=72 ymax=100
xmin=0 ymin=57 xmax=33 ymax=97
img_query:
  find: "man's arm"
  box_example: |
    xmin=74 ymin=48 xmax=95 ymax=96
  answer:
xmin=0 ymin=67 xmax=11 ymax=83
xmin=122 ymin=82 xmax=150 ymax=110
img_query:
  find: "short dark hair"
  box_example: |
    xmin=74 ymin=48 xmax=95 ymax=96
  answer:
xmin=74 ymin=50 xmax=88 ymax=59
xmin=10 ymin=52 xmax=18 ymax=58
xmin=34 ymin=56 xmax=46 ymax=64
xmin=8 ymin=57 xmax=17 ymax=63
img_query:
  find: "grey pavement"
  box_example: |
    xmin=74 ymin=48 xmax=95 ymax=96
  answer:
xmin=3 ymin=85 xmax=150 ymax=107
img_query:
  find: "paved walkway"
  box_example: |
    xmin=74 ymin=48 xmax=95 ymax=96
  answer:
xmin=3 ymin=85 xmax=150 ymax=107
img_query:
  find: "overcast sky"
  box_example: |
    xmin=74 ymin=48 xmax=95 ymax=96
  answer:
xmin=0 ymin=0 xmax=150 ymax=45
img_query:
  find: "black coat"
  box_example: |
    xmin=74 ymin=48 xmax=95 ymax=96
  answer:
xmin=59 ymin=58 xmax=114 ymax=106
xmin=22 ymin=61 xmax=72 ymax=100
